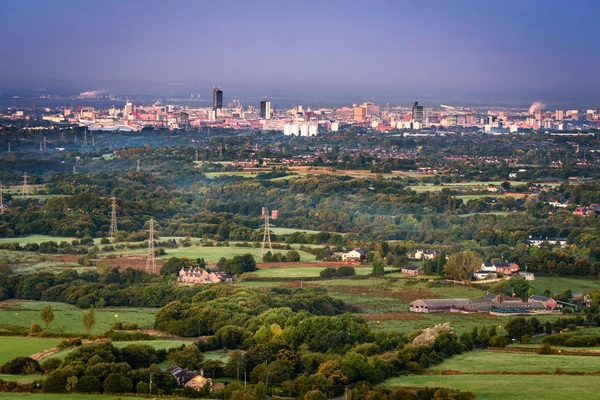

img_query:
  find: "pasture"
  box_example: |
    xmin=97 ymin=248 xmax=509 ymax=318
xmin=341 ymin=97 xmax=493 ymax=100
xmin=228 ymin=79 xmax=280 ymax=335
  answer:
xmin=247 ymin=266 xmax=376 ymax=278
xmin=530 ymin=276 xmax=600 ymax=295
xmin=0 ymin=235 xmax=76 ymax=245
xmin=384 ymin=374 xmax=600 ymax=400
xmin=0 ymin=301 xmax=156 ymax=335
xmin=0 ymin=337 xmax=63 ymax=365
xmin=430 ymin=350 xmax=600 ymax=373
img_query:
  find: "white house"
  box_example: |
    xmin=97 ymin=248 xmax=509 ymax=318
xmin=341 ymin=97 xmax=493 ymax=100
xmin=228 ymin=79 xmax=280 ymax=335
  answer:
xmin=342 ymin=249 xmax=365 ymax=262
xmin=414 ymin=250 xmax=438 ymax=260
xmin=528 ymin=236 xmax=567 ymax=248
xmin=473 ymin=263 xmax=498 ymax=280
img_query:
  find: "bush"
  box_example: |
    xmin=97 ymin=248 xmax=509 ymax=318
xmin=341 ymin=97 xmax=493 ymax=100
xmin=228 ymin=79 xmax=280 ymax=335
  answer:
xmin=30 ymin=323 xmax=42 ymax=334
xmin=0 ymin=357 xmax=41 ymax=375
xmin=488 ymin=335 xmax=508 ymax=347
xmin=41 ymin=358 xmax=62 ymax=373
xmin=337 ymin=266 xmax=356 ymax=277
xmin=57 ymin=338 xmax=83 ymax=349
xmin=538 ymin=344 xmax=554 ymax=354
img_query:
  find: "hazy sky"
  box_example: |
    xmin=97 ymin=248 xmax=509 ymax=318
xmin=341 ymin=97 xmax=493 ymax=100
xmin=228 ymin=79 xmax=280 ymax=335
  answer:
xmin=1 ymin=0 xmax=599 ymax=104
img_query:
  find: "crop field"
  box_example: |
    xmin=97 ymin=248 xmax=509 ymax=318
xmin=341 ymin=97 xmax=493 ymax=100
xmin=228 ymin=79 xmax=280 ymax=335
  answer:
xmin=0 ymin=301 xmax=156 ymax=335
xmin=0 ymin=337 xmax=63 ymax=365
xmin=384 ymin=374 xmax=600 ymax=400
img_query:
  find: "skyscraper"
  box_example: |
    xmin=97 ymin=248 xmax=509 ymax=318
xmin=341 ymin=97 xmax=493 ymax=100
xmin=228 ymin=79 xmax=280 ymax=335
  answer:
xmin=412 ymin=102 xmax=424 ymax=123
xmin=213 ymin=87 xmax=223 ymax=109
xmin=260 ymin=100 xmax=271 ymax=120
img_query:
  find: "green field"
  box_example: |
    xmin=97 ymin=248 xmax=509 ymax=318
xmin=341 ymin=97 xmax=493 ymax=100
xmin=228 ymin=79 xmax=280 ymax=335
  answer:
xmin=0 ymin=374 xmax=45 ymax=383
xmin=530 ymin=276 xmax=600 ymax=295
xmin=430 ymin=350 xmax=600 ymax=373
xmin=269 ymin=227 xmax=324 ymax=235
xmin=158 ymin=243 xmax=316 ymax=262
xmin=0 ymin=301 xmax=156 ymax=335
xmin=0 ymin=337 xmax=63 ymax=365
xmin=247 ymin=267 xmax=376 ymax=278
xmin=0 ymin=235 xmax=76 ymax=245
xmin=0 ymin=393 xmax=149 ymax=400
xmin=384 ymin=374 xmax=600 ymax=400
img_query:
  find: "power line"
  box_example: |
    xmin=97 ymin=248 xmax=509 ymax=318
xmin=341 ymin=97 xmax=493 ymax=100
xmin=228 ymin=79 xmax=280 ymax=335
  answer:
xmin=145 ymin=218 xmax=157 ymax=274
xmin=109 ymin=196 xmax=118 ymax=239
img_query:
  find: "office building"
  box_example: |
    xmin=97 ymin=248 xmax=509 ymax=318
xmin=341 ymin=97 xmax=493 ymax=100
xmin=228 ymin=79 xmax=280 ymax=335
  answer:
xmin=353 ymin=106 xmax=367 ymax=122
xmin=213 ymin=87 xmax=223 ymax=109
xmin=412 ymin=102 xmax=424 ymax=123
xmin=260 ymin=100 xmax=271 ymax=120
xmin=555 ymin=110 xmax=564 ymax=120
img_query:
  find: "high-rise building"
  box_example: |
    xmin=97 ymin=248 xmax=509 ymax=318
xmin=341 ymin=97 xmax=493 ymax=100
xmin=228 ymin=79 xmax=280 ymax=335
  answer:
xmin=123 ymin=101 xmax=133 ymax=119
xmin=412 ymin=102 xmax=424 ymax=123
xmin=260 ymin=100 xmax=271 ymax=120
xmin=353 ymin=106 xmax=367 ymax=122
xmin=213 ymin=87 xmax=223 ymax=109
xmin=555 ymin=110 xmax=564 ymax=120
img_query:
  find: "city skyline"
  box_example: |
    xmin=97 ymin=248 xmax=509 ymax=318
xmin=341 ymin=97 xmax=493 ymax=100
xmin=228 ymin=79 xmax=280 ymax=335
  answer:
xmin=1 ymin=0 xmax=600 ymax=106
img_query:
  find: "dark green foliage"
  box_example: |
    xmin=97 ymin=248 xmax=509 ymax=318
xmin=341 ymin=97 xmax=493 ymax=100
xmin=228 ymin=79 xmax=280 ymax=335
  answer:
xmin=0 ymin=357 xmax=41 ymax=374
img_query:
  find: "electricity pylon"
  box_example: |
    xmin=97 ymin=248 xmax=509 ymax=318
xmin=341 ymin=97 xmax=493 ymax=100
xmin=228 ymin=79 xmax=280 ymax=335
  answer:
xmin=145 ymin=218 xmax=157 ymax=274
xmin=21 ymin=173 xmax=29 ymax=198
xmin=0 ymin=182 xmax=8 ymax=214
xmin=109 ymin=196 xmax=118 ymax=238
xmin=260 ymin=208 xmax=273 ymax=257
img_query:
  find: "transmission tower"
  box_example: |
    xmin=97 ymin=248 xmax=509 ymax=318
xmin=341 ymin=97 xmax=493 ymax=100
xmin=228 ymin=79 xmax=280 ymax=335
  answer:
xmin=60 ymin=131 xmax=65 ymax=141
xmin=136 ymin=159 xmax=141 ymax=172
xmin=83 ymin=128 xmax=88 ymax=147
xmin=0 ymin=182 xmax=8 ymax=214
xmin=92 ymin=135 xmax=95 ymax=147
xmin=21 ymin=173 xmax=29 ymax=198
xmin=260 ymin=208 xmax=273 ymax=257
xmin=109 ymin=196 xmax=118 ymax=238
xmin=195 ymin=150 xmax=199 ymax=162
xmin=43 ymin=136 xmax=47 ymax=150
xmin=145 ymin=218 xmax=157 ymax=274
xmin=73 ymin=166 xmax=76 ymax=174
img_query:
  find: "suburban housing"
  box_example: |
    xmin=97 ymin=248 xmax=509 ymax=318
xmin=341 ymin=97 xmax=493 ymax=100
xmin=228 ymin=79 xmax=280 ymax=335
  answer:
xmin=178 ymin=268 xmax=232 ymax=285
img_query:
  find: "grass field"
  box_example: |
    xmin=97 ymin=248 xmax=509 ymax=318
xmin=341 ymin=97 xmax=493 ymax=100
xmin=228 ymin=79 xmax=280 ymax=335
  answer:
xmin=0 ymin=374 xmax=45 ymax=383
xmin=384 ymin=374 xmax=600 ymax=400
xmin=530 ymin=276 xmax=600 ymax=295
xmin=0 ymin=301 xmax=156 ymax=335
xmin=0 ymin=393 xmax=150 ymax=400
xmin=0 ymin=235 xmax=76 ymax=245
xmin=269 ymin=227 xmax=325 ymax=235
xmin=0 ymin=337 xmax=63 ymax=365
xmin=430 ymin=350 xmax=600 ymax=373
xmin=247 ymin=267 xmax=376 ymax=278
xmin=158 ymin=243 xmax=317 ymax=262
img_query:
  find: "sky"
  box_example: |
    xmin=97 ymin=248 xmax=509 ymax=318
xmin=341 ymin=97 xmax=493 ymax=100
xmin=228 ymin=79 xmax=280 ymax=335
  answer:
xmin=1 ymin=0 xmax=600 ymax=106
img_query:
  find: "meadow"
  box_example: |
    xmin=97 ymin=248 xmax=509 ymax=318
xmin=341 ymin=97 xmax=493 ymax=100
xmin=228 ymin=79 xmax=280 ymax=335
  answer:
xmin=530 ymin=276 xmax=600 ymax=295
xmin=430 ymin=350 xmax=600 ymax=373
xmin=0 ymin=301 xmax=156 ymax=335
xmin=0 ymin=235 xmax=76 ymax=245
xmin=383 ymin=375 xmax=600 ymax=400
xmin=0 ymin=337 xmax=63 ymax=364
xmin=247 ymin=266 xmax=376 ymax=278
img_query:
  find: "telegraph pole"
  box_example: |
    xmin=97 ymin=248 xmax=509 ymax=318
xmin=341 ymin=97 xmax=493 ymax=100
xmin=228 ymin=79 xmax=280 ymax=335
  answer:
xmin=146 ymin=218 xmax=157 ymax=274
xmin=21 ymin=173 xmax=29 ymax=198
xmin=109 ymin=196 xmax=118 ymax=239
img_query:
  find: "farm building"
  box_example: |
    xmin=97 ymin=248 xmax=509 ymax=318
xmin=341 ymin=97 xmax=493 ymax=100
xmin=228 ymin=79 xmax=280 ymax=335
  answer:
xmin=528 ymin=236 xmax=567 ymax=248
xmin=167 ymin=365 xmax=212 ymax=389
xmin=409 ymin=298 xmax=472 ymax=313
xmin=528 ymin=295 xmax=560 ymax=309
xmin=473 ymin=261 xmax=519 ymax=280
xmin=401 ymin=265 xmax=422 ymax=276
xmin=413 ymin=249 xmax=438 ymax=260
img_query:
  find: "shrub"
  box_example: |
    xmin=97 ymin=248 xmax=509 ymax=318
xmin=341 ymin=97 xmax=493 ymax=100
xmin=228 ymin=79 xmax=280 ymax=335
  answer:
xmin=538 ymin=344 xmax=554 ymax=354
xmin=30 ymin=323 xmax=42 ymax=334
xmin=1 ymin=357 xmax=41 ymax=375
xmin=41 ymin=358 xmax=62 ymax=373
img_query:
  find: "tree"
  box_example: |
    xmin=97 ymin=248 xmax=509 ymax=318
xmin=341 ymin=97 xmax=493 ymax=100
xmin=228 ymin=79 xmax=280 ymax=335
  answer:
xmin=82 ymin=308 xmax=96 ymax=335
xmin=443 ymin=250 xmax=482 ymax=282
xmin=371 ymin=253 xmax=385 ymax=277
xmin=41 ymin=304 xmax=55 ymax=329
xmin=103 ymin=372 xmax=132 ymax=394
xmin=286 ymin=250 xmax=301 ymax=262
xmin=305 ymin=390 xmax=327 ymax=400
xmin=168 ymin=344 xmax=205 ymax=370
xmin=505 ymin=317 xmax=534 ymax=342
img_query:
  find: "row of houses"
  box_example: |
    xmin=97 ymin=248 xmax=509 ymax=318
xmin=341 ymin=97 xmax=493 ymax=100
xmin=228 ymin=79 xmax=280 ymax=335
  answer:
xmin=409 ymin=293 xmax=560 ymax=316
xmin=178 ymin=268 xmax=232 ymax=285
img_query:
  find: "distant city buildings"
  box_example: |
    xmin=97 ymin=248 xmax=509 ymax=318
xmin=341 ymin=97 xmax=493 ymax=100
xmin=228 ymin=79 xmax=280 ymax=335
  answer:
xmin=412 ymin=102 xmax=424 ymax=123
xmin=260 ymin=99 xmax=271 ymax=120
xmin=212 ymin=87 xmax=223 ymax=110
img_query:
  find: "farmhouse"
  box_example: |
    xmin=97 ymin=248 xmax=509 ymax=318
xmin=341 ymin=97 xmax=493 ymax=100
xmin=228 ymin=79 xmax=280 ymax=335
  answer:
xmin=178 ymin=268 xmax=232 ymax=285
xmin=473 ymin=261 xmax=519 ymax=280
xmin=342 ymin=248 xmax=365 ymax=262
xmin=413 ymin=249 xmax=438 ymax=260
xmin=401 ymin=265 xmax=422 ymax=276
xmin=167 ymin=365 xmax=212 ymax=389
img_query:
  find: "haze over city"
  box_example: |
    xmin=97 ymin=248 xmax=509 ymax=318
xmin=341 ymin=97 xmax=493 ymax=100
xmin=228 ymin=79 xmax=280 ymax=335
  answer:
xmin=2 ymin=0 xmax=600 ymax=107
